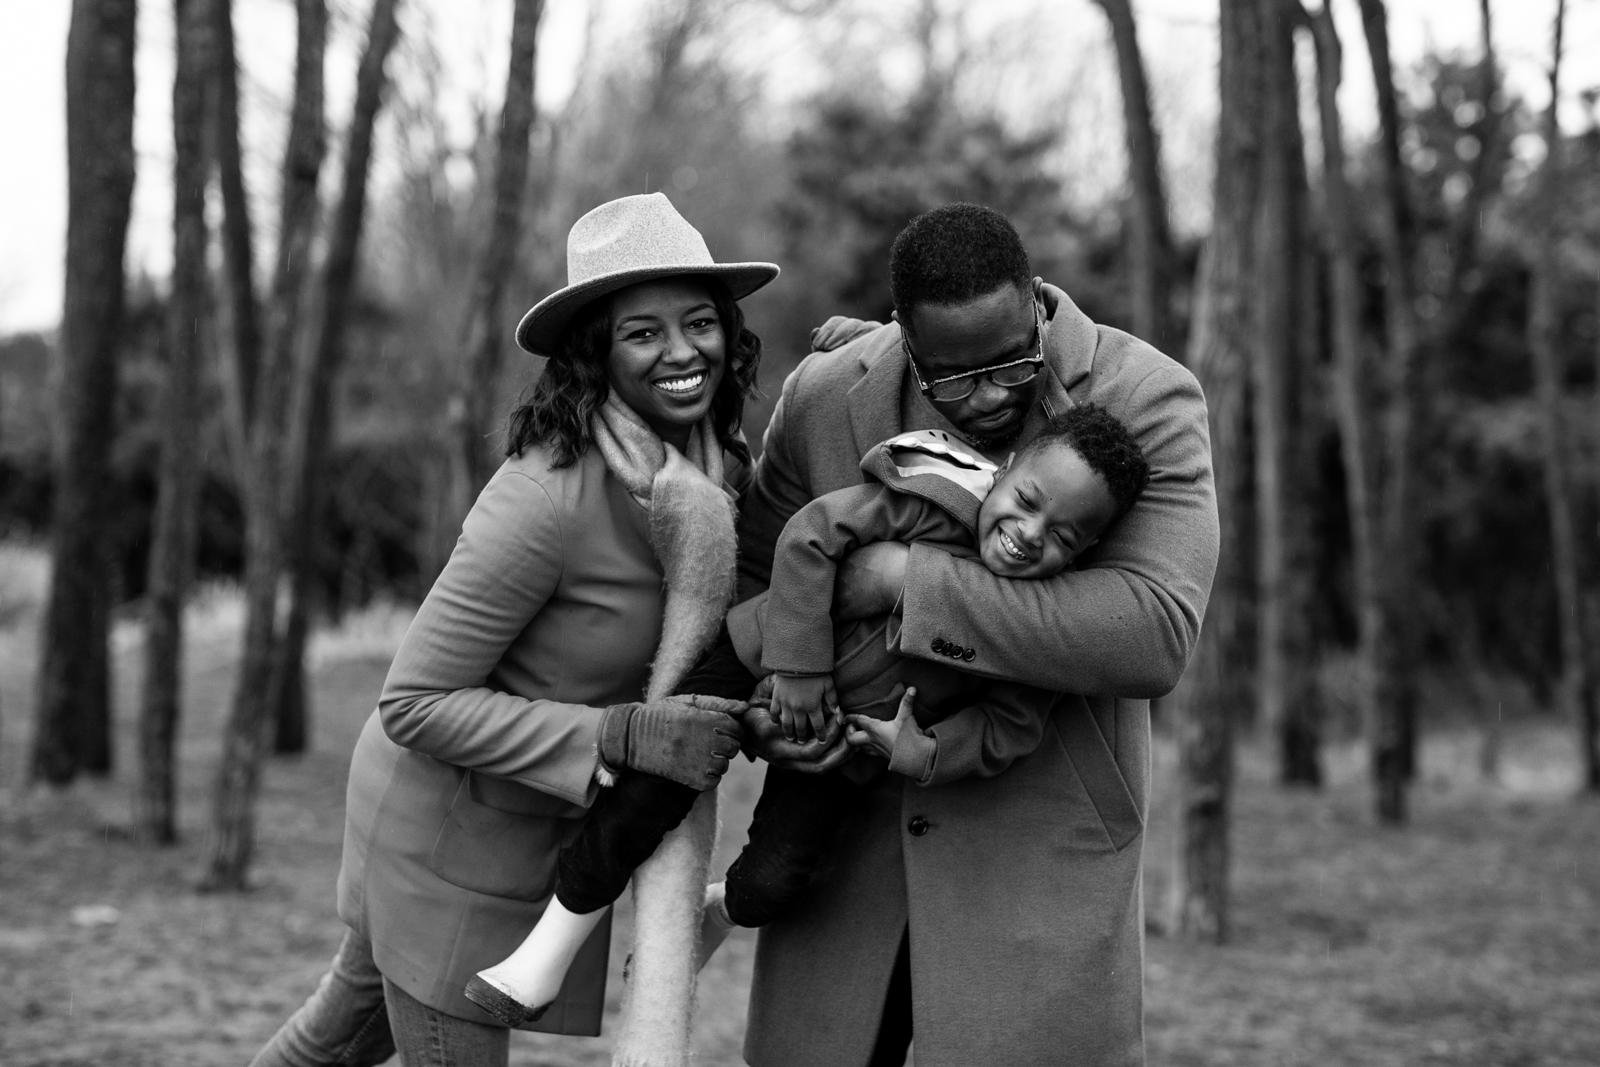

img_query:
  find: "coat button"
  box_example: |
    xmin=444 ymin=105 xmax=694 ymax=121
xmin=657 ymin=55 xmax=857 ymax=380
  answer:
xmin=908 ymin=815 xmax=930 ymax=836
xmin=931 ymin=637 xmax=947 ymax=654
xmin=961 ymin=647 xmax=975 ymax=662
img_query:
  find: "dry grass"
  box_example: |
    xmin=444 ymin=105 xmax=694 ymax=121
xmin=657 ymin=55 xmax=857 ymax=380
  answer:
xmin=1 ymin=545 xmax=1596 ymax=1065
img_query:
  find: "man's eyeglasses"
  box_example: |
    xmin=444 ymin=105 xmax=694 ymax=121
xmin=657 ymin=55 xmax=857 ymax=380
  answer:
xmin=903 ymin=309 xmax=1045 ymax=403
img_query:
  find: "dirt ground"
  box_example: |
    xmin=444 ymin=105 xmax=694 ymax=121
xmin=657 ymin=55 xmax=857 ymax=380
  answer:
xmin=2 ymin=567 xmax=1597 ymax=1066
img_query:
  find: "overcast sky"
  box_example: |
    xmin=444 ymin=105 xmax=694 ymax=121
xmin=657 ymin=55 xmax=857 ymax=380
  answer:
xmin=1 ymin=0 xmax=1593 ymax=336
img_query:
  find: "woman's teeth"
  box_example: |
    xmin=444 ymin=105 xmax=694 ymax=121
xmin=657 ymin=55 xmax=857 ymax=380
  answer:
xmin=655 ymin=373 xmax=705 ymax=394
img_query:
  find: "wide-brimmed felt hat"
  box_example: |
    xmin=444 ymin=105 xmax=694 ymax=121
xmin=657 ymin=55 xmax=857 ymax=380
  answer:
xmin=515 ymin=192 xmax=780 ymax=356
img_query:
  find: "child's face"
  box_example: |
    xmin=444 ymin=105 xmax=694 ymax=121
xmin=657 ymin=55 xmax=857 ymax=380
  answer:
xmin=976 ymin=440 xmax=1118 ymax=579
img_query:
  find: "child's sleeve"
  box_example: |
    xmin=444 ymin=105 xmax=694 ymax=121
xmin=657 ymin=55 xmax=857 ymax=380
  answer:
xmin=889 ymin=683 xmax=1059 ymax=787
xmin=759 ymin=483 xmax=961 ymax=677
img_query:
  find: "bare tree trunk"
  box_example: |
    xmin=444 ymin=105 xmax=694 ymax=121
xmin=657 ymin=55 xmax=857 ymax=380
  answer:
xmin=1092 ymin=0 xmax=1175 ymax=349
xmin=211 ymin=0 xmax=261 ymax=469
xmin=1088 ymin=0 xmax=1177 ymax=347
xmin=257 ymin=0 xmax=328 ymax=761
xmin=1168 ymin=0 xmax=1264 ymax=945
xmin=139 ymin=0 xmax=214 ymax=844
xmin=1526 ymin=0 xmax=1598 ymax=794
xmin=200 ymin=0 xmax=329 ymax=892
xmin=1356 ymin=0 xmax=1422 ymax=824
xmin=268 ymin=0 xmax=403 ymax=762
xmin=32 ymin=0 xmax=138 ymax=786
xmin=1442 ymin=0 xmax=1502 ymax=314
xmin=1590 ymin=267 xmax=1600 ymax=792
xmin=1254 ymin=0 xmax=1322 ymax=789
xmin=449 ymin=0 xmax=544 ymax=516
xmin=1303 ymin=3 xmax=1379 ymax=792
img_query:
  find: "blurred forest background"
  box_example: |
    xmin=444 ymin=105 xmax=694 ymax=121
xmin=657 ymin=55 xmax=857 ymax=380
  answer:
xmin=2 ymin=0 xmax=1599 ymax=1064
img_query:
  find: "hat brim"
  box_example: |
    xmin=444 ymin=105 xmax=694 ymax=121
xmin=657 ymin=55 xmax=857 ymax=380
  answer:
xmin=515 ymin=262 xmax=779 ymax=356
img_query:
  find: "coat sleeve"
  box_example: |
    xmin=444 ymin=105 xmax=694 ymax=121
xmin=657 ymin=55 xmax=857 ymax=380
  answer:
xmin=895 ymin=362 xmax=1219 ymax=698
xmin=377 ymin=468 xmax=603 ymax=806
xmin=761 ymin=486 xmax=960 ymax=677
xmin=889 ymin=682 xmax=1059 ymax=786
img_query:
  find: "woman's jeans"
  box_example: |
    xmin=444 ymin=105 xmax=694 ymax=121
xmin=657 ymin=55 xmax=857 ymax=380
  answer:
xmin=249 ymin=929 xmax=509 ymax=1066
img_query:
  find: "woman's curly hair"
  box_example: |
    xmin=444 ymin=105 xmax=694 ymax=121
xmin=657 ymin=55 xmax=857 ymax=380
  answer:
xmin=504 ymin=275 xmax=761 ymax=468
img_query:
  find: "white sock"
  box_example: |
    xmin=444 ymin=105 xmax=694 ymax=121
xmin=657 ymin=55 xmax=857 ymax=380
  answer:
xmin=475 ymin=899 xmax=608 ymax=1008
xmin=697 ymin=881 xmax=737 ymax=971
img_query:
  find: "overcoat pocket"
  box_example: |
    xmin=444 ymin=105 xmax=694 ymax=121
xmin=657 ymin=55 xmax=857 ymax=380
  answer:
xmin=1049 ymin=708 xmax=1144 ymax=851
xmin=427 ymin=771 xmax=570 ymax=898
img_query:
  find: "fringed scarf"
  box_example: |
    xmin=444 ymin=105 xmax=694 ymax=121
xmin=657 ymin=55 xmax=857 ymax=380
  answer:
xmin=590 ymin=393 xmax=739 ymax=1067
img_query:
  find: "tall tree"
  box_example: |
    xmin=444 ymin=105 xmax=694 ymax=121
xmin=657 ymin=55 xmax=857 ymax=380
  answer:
xmin=446 ymin=0 xmax=544 ymax=522
xmin=207 ymin=0 xmax=326 ymax=765
xmin=1439 ymin=0 xmax=1504 ymax=317
xmin=1091 ymin=0 xmax=1176 ymax=349
xmin=212 ymin=0 xmax=263 ymax=461
xmin=265 ymin=0 xmax=402 ymax=761
xmin=200 ymin=0 xmax=332 ymax=891
xmin=1356 ymin=0 xmax=1423 ymax=823
xmin=1591 ymin=97 xmax=1600 ymax=793
xmin=31 ymin=0 xmax=139 ymax=785
xmin=1253 ymin=0 xmax=1321 ymax=788
xmin=1526 ymin=0 xmax=1598 ymax=792
xmin=1302 ymin=2 xmax=1377 ymax=794
xmin=1168 ymin=0 xmax=1264 ymax=943
xmin=138 ymin=0 xmax=215 ymax=844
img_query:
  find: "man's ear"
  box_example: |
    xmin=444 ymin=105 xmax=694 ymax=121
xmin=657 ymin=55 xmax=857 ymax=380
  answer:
xmin=992 ymin=453 xmax=1014 ymax=484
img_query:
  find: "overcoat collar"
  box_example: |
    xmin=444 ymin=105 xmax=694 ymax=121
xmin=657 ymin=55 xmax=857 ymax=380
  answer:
xmin=842 ymin=282 xmax=1098 ymax=457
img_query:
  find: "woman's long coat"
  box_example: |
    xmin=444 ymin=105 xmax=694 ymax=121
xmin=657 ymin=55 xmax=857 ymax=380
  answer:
xmin=735 ymin=286 xmax=1219 ymax=1066
xmin=336 ymin=443 xmax=713 ymax=1033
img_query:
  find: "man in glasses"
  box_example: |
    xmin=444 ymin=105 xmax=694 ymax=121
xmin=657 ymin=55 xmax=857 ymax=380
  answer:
xmin=733 ymin=203 xmax=1219 ymax=1067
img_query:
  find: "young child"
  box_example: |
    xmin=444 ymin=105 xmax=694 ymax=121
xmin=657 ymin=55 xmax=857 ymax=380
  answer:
xmin=702 ymin=401 xmax=1149 ymax=942
xmin=466 ymin=403 xmax=1147 ymax=1024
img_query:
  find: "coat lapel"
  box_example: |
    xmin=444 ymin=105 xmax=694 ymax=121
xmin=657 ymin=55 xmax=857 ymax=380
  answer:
xmin=844 ymin=325 xmax=911 ymax=460
xmin=1034 ymin=282 xmax=1097 ymax=423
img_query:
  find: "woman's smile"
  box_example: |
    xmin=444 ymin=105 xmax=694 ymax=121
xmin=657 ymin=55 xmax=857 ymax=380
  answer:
xmin=653 ymin=370 xmax=708 ymax=396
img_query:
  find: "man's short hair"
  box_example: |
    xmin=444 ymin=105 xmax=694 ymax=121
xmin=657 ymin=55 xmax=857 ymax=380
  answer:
xmin=1021 ymin=403 xmax=1150 ymax=522
xmin=890 ymin=203 xmax=1033 ymax=317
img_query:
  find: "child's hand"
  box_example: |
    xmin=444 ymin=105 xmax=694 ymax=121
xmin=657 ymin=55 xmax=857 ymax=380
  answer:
xmin=844 ymin=685 xmax=918 ymax=760
xmin=770 ymin=672 xmax=838 ymax=743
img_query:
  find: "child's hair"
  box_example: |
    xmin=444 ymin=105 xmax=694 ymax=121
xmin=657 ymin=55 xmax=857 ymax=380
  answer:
xmin=1019 ymin=403 xmax=1149 ymax=522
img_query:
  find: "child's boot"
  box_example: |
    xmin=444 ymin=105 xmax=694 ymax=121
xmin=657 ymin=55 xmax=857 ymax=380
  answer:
xmin=464 ymin=899 xmax=607 ymax=1026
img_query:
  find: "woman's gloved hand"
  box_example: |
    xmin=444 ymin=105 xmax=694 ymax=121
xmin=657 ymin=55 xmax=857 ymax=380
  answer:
xmin=597 ymin=695 xmax=745 ymax=791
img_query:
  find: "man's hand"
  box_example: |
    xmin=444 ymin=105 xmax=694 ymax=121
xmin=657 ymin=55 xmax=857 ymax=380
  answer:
xmin=739 ymin=679 xmax=853 ymax=773
xmin=809 ymin=316 xmax=881 ymax=352
xmin=834 ymin=542 xmax=910 ymax=621
xmin=770 ymin=672 xmax=839 ymax=743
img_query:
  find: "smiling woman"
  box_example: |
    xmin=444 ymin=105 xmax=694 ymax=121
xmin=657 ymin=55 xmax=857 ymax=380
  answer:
xmin=248 ymin=192 xmax=779 ymax=1067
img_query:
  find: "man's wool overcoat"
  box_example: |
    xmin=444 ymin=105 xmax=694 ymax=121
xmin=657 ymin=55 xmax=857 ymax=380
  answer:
xmin=738 ymin=285 xmax=1219 ymax=1067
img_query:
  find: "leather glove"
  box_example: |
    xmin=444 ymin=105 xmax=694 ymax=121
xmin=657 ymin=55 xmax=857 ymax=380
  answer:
xmin=597 ymin=695 xmax=745 ymax=791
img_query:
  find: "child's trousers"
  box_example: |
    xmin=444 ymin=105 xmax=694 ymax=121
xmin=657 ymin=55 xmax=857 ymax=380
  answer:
xmin=553 ymin=625 xmax=760 ymax=914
